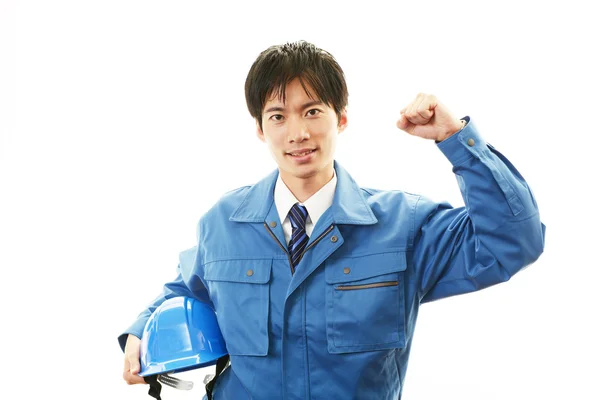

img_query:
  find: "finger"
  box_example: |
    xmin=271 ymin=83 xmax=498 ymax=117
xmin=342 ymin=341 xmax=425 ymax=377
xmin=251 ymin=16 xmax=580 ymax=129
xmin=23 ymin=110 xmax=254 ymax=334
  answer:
xmin=127 ymin=353 xmax=141 ymax=375
xmin=405 ymin=95 xmax=420 ymax=122
xmin=123 ymin=370 xmax=147 ymax=385
xmin=399 ymin=93 xmax=421 ymax=120
xmin=404 ymin=93 xmax=430 ymax=125
xmin=396 ymin=113 xmax=415 ymax=135
xmin=123 ymin=356 xmax=146 ymax=385
xmin=415 ymin=95 xmax=435 ymax=123
xmin=400 ymin=94 xmax=418 ymax=116
xmin=410 ymin=93 xmax=425 ymax=115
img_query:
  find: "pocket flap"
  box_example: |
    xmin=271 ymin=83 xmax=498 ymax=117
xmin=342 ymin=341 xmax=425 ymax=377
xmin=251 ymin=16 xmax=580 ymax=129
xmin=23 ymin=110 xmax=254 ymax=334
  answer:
xmin=204 ymin=259 xmax=272 ymax=284
xmin=325 ymin=252 xmax=407 ymax=284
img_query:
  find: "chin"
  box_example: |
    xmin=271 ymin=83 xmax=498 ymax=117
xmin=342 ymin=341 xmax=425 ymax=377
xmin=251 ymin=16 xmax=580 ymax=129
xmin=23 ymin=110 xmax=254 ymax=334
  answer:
xmin=291 ymin=164 xmax=328 ymax=180
xmin=294 ymin=169 xmax=320 ymax=179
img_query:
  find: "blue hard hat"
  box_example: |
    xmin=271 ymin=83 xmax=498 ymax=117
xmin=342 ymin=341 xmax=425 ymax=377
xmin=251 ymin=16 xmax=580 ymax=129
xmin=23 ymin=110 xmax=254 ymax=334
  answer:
xmin=139 ymin=296 xmax=228 ymax=378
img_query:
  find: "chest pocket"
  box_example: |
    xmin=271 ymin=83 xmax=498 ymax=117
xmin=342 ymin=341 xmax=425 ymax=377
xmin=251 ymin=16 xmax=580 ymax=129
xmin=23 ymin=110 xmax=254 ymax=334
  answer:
xmin=204 ymin=259 xmax=272 ymax=356
xmin=325 ymin=252 xmax=407 ymax=354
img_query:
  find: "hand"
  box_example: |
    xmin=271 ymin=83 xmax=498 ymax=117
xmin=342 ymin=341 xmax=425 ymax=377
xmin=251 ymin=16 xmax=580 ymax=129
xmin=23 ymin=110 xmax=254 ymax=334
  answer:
xmin=122 ymin=334 xmax=146 ymax=385
xmin=396 ymin=93 xmax=464 ymax=142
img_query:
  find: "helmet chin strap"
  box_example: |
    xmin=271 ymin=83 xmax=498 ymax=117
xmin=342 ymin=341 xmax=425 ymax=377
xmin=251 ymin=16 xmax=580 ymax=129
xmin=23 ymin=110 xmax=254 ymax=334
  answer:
xmin=144 ymin=374 xmax=194 ymax=400
xmin=143 ymin=375 xmax=163 ymax=400
xmin=138 ymin=296 xmax=229 ymax=399
xmin=158 ymin=374 xmax=194 ymax=390
xmin=204 ymin=355 xmax=231 ymax=400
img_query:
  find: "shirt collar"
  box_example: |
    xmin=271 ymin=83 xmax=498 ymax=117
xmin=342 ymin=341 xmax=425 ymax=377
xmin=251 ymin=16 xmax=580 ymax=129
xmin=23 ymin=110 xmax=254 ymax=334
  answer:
xmin=274 ymin=169 xmax=337 ymax=227
xmin=229 ymin=160 xmax=377 ymax=226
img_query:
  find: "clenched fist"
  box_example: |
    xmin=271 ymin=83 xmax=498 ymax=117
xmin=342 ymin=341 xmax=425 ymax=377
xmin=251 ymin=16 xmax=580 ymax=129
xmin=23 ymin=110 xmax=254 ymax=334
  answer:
xmin=396 ymin=93 xmax=464 ymax=142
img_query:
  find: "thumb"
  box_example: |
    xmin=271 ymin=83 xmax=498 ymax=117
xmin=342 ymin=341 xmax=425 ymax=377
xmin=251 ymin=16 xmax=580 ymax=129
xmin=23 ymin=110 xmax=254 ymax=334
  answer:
xmin=128 ymin=354 xmax=141 ymax=374
xmin=396 ymin=113 xmax=415 ymax=134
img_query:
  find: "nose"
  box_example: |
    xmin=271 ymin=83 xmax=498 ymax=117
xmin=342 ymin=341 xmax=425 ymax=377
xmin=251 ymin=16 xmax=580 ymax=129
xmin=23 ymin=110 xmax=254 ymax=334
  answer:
xmin=287 ymin=116 xmax=310 ymax=143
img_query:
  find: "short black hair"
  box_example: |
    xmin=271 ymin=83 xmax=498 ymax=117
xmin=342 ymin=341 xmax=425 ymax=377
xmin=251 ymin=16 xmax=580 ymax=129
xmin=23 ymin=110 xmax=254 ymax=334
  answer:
xmin=245 ymin=40 xmax=348 ymax=132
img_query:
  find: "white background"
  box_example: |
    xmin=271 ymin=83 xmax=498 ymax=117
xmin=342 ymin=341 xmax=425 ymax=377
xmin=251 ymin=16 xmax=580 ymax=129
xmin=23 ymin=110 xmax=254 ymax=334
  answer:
xmin=1 ymin=1 xmax=599 ymax=399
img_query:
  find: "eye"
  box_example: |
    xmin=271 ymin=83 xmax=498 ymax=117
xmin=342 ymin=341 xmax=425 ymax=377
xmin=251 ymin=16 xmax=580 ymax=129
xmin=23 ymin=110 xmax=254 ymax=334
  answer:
xmin=268 ymin=109 xmax=321 ymax=122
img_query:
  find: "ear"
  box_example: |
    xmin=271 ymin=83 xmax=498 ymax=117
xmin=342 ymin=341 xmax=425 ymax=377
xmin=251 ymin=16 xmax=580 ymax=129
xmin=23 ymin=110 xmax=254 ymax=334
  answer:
xmin=256 ymin=120 xmax=266 ymax=143
xmin=337 ymin=108 xmax=348 ymax=134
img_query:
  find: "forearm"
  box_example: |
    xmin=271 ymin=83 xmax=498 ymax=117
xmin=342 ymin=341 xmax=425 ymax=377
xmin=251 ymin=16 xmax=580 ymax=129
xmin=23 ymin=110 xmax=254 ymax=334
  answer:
xmin=437 ymin=117 xmax=545 ymax=270
xmin=117 ymin=275 xmax=193 ymax=352
xmin=117 ymin=246 xmax=210 ymax=352
xmin=416 ymin=117 xmax=546 ymax=302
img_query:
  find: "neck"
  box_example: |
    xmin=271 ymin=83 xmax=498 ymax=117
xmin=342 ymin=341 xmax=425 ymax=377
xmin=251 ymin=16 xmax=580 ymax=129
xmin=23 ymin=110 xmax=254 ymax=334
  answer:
xmin=280 ymin=165 xmax=334 ymax=203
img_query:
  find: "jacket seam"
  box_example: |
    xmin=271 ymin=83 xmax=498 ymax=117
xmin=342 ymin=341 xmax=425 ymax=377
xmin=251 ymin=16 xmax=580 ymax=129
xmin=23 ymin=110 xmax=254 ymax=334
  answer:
xmin=303 ymin=285 xmax=311 ymax=399
xmin=410 ymin=195 xmax=421 ymax=250
xmin=203 ymin=256 xmax=278 ymax=266
xmin=338 ymin=219 xmax=375 ymax=224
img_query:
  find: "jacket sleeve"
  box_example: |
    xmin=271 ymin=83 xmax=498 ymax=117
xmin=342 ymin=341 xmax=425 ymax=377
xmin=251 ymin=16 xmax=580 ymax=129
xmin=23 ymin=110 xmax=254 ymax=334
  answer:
xmin=413 ymin=116 xmax=546 ymax=304
xmin=117 ymin=224 xmax=213 ymax=352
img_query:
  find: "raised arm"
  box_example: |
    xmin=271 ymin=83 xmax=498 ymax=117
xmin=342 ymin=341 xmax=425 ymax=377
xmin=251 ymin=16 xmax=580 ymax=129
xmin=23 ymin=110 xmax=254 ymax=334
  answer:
xmin=396 ymin=93 xmax=546 ymax=303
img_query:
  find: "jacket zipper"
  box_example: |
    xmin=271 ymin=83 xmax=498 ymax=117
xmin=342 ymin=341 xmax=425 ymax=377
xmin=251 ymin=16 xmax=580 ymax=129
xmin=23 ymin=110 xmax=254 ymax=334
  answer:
xmin=263 ymin=223 xmax=336 ymax=275
xmin=336 ymin=281 xmax=398 ymax=291
xmin=301 ymin=224 xmax=335 ymax=257
xmin=264 ymin=223 xmax=295 ymax=275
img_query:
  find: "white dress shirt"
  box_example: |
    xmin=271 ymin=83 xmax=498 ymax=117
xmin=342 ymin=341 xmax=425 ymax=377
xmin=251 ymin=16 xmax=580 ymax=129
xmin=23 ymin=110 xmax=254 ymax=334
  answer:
xmin=274 ymin=169 xmax=337 ymax=246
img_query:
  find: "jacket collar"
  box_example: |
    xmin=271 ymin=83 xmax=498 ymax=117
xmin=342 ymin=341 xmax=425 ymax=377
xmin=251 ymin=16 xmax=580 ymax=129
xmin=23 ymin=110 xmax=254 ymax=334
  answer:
xmin=229 ymin=160 xmax=377 ymax=225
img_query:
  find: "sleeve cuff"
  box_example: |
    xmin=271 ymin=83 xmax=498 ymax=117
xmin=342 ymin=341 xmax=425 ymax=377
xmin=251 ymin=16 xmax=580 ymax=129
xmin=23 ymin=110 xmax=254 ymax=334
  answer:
xmin=436 ymin=116 xmax=486 ymax=166
xmin=117 ymin=319 xmax=147 ymax=352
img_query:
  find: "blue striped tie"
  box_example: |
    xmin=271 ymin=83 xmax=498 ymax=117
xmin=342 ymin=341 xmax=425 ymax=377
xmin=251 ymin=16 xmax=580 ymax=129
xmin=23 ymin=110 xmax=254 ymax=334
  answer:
xmin=288 ymin=203 xmax=309 ymax=268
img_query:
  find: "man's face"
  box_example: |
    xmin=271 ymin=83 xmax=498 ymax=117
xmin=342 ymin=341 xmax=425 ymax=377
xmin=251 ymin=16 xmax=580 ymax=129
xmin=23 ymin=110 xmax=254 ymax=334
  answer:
xmin=256 ymin=78 xmax=347 ymax=183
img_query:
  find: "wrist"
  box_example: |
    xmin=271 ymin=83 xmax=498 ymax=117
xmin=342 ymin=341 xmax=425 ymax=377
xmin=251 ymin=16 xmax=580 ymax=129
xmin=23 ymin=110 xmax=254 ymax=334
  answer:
xmin=436 ymin=119 xmax=466 ymax=142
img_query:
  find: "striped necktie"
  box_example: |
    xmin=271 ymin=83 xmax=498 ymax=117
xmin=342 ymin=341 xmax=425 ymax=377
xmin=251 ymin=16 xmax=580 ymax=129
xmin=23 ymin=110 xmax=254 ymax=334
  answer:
xmin=288 ymin=203 xmax=309 ymax=268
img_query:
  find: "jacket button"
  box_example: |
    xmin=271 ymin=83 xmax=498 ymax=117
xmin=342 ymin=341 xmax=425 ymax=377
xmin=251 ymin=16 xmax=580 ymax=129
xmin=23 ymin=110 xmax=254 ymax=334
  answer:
xmin=343 ymin=267 xmax=350 ymax=274
xmin=467 ymin=138 xmax=475 ymax=146
xmin=331 ymin=235 xmax=338 ymax=243
xmin=246 ymin=269 xmax=254 ymax=277
xmin=269 ymin=221 xmax=277 ymax=228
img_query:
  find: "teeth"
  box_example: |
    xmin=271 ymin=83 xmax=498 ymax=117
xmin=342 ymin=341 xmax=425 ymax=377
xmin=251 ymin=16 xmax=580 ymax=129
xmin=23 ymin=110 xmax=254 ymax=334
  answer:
xmin=291 ymin=150 xmax=313 ymax=156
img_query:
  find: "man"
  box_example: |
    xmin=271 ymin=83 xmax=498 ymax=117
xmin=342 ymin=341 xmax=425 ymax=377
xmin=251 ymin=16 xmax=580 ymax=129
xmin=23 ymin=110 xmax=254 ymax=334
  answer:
xmin=120 ymin=40 xmax=545 ymax=399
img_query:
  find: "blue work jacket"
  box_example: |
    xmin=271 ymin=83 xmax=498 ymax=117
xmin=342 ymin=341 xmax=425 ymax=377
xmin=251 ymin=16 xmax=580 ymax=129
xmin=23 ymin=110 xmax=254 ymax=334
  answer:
xmin=119 ymin=117 xmax=546 ymax=399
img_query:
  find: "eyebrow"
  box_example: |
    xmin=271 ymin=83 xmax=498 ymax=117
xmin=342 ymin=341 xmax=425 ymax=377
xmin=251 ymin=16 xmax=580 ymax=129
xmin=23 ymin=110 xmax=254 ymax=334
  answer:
xmin=263 ymin=101 xmax=324 ymax=115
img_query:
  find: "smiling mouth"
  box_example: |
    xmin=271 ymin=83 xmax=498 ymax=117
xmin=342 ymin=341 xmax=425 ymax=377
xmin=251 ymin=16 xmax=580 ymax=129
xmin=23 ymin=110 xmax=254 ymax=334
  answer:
xmin=287 ymin=149 xmax=316 ymax=157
